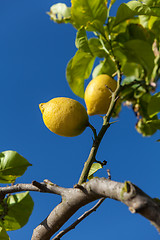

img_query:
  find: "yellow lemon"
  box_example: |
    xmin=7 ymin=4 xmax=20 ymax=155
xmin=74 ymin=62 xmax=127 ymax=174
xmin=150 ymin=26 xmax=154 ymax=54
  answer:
xmin=84 ymin=74 xmax=117 ymax=116
xmin=39 ymin=97 xmax=89 ymax=137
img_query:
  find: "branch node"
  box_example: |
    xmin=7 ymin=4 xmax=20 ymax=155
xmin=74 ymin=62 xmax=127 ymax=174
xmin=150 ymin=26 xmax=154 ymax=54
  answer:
xmin=74 ymin=184 xmax=85 ymax=191
xmin=129 ymin=207 xmax=136 ymax=214
xmin=107 ymin=169 xmax=111 ymax=180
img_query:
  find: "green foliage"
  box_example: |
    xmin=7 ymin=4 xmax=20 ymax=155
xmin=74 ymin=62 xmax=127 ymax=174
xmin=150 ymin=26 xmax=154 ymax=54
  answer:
xmin=0 ymin=151 xmax=32 ymax=183
xmin=50 ymin=0 xmax=160 ymax=136
xmin=88 ymin=163 xmax=103 ymax=179
xmin=0 ymin=151 xmax=33 ymax=236
xmin=0 ymin=192 xmax=34 ymax=231
xmin=66 ymin=50 xmax=95 ymax=97
xmin=71 ymin=0 xmax=107 ymax=30
xmin=0 ymin=227 xmax=10 ymax=240
xmin=148 ymin=92 xmax=160 ymax=117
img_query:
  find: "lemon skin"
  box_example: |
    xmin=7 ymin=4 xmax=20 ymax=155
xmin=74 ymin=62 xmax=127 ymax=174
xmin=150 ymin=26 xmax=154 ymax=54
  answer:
xmin=39 ymin=97 xmax=89 ymax=137
xmin=84 ymin=74 xmax=117 ymax=116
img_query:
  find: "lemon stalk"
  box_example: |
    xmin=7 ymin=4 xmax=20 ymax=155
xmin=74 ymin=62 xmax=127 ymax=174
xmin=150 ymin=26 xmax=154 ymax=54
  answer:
xmin=78 ymin=41 xmax=122 ymax=184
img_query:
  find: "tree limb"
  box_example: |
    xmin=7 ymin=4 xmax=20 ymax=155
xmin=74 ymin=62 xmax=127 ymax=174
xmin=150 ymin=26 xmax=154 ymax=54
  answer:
xmin=30 ymin=178 xmax=160 ymax=240
xmin=0 ymin=178 xmax=159 ymax=239
xmin=52 ymin=198 xmax=105 ymax=240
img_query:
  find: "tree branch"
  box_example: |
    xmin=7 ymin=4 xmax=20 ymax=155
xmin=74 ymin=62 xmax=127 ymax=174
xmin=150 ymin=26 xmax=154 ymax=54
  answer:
xmin=30 ymin=178 xmax=160 ymax=240
xmin=52 ymin=198 xmax=105 ymax=240
xmin=0 ymin=180 xmax=66 ymax=196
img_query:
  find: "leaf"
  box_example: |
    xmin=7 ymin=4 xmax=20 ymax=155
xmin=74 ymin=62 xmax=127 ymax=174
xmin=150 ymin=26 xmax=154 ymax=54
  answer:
xmin=86 ymin=20 xmax=106 ymax=36
xmin=122 ymin=40 xmax=154 ymax=75
xmin=114 ymin=1 xmax=160 ymax=26
xmin=88 ymin=163 xmax=102 ymax=179
xmin=143 ymin=0 xmax=160 ymax=6
xmin=122 ymin=62 xmax=143 ymax=78
xmin=0 ymin=151 xmax=32 ymax=183
xmin=92 ymin=57 xmax=116 ymax=78
xmin=48 ymin=3 xmax=71 ymax=23
xmin=148 ymin=92 xmax=160 ymax=117
xmin=1 ymin=192 xmax=34 ymax=231
xmin=75 ymin=27 xmax=91 ymax=53
xmin=66 ymin=50 xmax=95 ymax=98
xmin=88 ymin=38 xmax=107 ymax=58
xmin=0 ymin=227 xmax=10 ymax=240
xmin=71 ymin=0 xmax=108 ymax=30
xmin=146 ymin=119 xmax=160 ymax=129
xmin=136 ymin=118 xmax=157 ymax=136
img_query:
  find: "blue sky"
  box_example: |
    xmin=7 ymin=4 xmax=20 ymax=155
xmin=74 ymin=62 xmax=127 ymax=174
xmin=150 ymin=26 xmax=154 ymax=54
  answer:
xmin=0 ymin=0 xmax=160 ymax=239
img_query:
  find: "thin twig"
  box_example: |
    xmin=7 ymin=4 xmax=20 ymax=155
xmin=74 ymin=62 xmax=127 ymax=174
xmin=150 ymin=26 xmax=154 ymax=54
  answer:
xmin=52 ymin=198 xmax=105 ymax=240
xmin=88 ymin=123 xmax=97 ymax=139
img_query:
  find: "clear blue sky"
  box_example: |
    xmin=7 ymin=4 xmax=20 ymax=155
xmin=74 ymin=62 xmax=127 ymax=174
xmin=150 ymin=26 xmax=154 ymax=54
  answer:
xmin=0 ymin=1 xmax=160 ymax=239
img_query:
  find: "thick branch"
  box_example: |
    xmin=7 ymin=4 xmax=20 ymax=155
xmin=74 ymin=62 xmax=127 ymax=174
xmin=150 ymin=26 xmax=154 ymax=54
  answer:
xmin=31 ymin=178 xmax=160 ymax=240
xmin=52 ymin=198 xmax=105 ymax=240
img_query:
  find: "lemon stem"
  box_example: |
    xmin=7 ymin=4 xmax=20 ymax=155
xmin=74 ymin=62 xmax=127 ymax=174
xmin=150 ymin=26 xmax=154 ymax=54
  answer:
xmin=88 ymin=123 xmax=97 ymax=139
xmin=78 ymin=41 xmax=122 ymax=184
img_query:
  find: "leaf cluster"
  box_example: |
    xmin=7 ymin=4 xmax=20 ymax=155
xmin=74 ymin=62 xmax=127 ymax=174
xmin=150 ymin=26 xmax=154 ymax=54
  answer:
xmin=0 ymin=151 xmax=33 ymax=239
xmin=49 ymin=0 xmax=160 ymax=137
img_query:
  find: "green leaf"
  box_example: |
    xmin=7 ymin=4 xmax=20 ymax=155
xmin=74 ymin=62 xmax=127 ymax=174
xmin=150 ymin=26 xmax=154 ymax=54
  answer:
xmin=71 ymin=0 xmax=107 ymax=30
xmin=88 ymin=163 xmax=102 ymax=179
xmin=114 ymin=1 xmax=160 ymax=26
xmin=86 ymin=20 xmax=106 ymax=36
xmin=75 ymin=27 xmax=91 ymax=53
xmin=122 ymin=62 xmax=143 ymax=78
xmin=121 ymin=40 xmax=154 ymax=75
xmin=48 ymin=3 xmax=71 ymax=23
xmin=0 ymin=227 xmax=10 ymax=240
xmin=148 ymin=16 xmax=160 ymax=37
xmin=146 ymin=119 xmax=160 ymax=129
xmin=143 ymin=0 xmax=160 ymax=6
xmin=136 ymin=118 xmax=157 ymax=136
xmin=88 ymin=38 xmax=107 ymax=58
xmin=0 ymin=151 xmax=32 ymax=183
xmin=139 ymin=93 xmax=152 ymax=118
xmin=92 ymin=57 xmax=116 ymax=78
xmin=148 ymin=92 xmax=160 ymax=117
xmin=1 ymin=192 xmax=34 ymax=231
xmin=66 ymin=50 xmax=95 ymax=98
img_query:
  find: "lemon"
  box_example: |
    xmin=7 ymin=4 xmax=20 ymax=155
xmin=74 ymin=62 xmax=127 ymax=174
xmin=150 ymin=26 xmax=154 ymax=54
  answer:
xmin=39 ymin=97 xmax=89 ymax=137
xmin=84 ymin=74 xmax=117 ymax=116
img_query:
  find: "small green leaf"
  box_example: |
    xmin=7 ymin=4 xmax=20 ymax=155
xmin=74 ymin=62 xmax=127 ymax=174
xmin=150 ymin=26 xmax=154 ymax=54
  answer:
xmin=0 ymin=151 xmax=32 ymax=183
xmin=75 ymin=27 xmax=91 ymax=53
xmin=114 ymin=1 xmax=160 ymax=26
xmin=88 ymin=38 xmax=107 ymax=58
xmin=86 ymin=20 xmax=106 ymax=36
xmin=146 ymin=119 xmax=160 ymax=130
xmin=48 ymin=3 xmax=71 ymax=23
xmin=1 ymin=192 xmax=34 ymax=231
xmin=88 ymin=163 xmax=102 ymax=179
xmin=66 ymin=50 xmax=95 ymax=98
xmin=0 ymin=227 xmax=10 ymax=240
xmin=148 ymin=92 xmax=160 ymax=117
xmin=71 ymin=0 xmax=107 ymax=30
xmin=136 ymin=118 xmax=157 ymax=136
xmin=92 ymin=57 xmax=116 ymax=78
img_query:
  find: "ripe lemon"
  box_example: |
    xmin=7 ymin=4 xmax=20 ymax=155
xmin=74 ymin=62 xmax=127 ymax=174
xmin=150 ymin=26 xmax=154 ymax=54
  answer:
xmin=39 ymin=97 xmax=89 ymax=137
xmin=84 ymin=74 xmax=117 ymax=116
